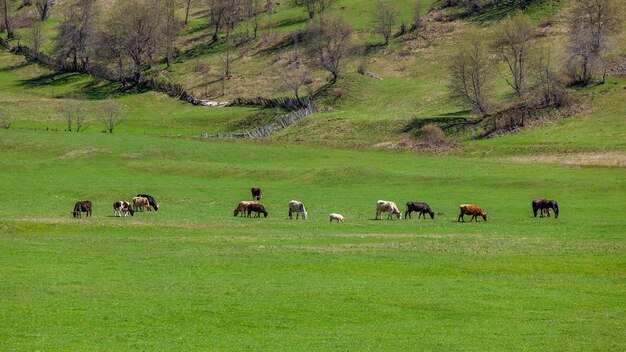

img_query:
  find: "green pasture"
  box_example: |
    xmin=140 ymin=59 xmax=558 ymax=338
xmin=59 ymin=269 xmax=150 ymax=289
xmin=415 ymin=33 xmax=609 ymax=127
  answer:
xmin=0 ymin=130 xmax=625 ymax=350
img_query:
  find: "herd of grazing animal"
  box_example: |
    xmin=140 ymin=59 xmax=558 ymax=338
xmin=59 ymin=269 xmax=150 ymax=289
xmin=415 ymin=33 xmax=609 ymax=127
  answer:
xmin=72 ymin=187 xmax=560 ymax=223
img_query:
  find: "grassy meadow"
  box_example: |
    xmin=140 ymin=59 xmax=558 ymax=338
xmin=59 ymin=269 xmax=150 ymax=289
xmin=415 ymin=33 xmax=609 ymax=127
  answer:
xmin=1 ymin=129 xmax=625 ymax=351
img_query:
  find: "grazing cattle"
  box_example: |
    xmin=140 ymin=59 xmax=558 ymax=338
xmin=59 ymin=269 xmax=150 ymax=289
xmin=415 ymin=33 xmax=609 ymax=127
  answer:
xmin=329 ymin=213 xmax=344 ymax=223
xmin=532 ymin=199 xmax=559 ymax=219
xmin=251 ymin=187 xmax=262 ymax=201
xmin=133 ymin=196 xmax=152 ymax=212
xmin=405 ymin=201 xmax=435 ymax=219
xmin=72 ymin=201 xmax=92 ymax=218
xmin=288 ymin=200 xmax=308 ymax=220
xmin=113 ymin=201 xmax=134 ymax=217
xmin=376 ymin=200 xmax=402 ymax=220
xmin=136 ymin=194 xmax=159 ymax=211
xmin=458 ymin=204 xmax=487 ymax=222
xmin=247 ymin=203 xmax=268 ymax=218
xmin=234 ymin=201 xmax=259 ymax=217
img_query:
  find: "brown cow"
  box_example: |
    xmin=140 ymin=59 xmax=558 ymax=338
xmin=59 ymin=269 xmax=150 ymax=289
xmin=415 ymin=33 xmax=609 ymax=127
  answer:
xmin=458 ymin=204 xmax=487 ymax=222
xmin=251 ymin=187 xmax=262 ymax=201
xmin=133 ymin=197 xmax=152 ymax=212
xmin=234 ymin=201 xmax=259 ymax=217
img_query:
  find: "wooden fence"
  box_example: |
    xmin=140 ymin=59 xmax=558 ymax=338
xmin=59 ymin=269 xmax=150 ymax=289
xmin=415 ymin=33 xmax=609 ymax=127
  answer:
xmin=203 ymin=103 xmax=318 ymax=139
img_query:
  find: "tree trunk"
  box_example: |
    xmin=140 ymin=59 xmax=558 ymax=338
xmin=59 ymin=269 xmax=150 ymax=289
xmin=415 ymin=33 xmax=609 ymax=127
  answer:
xmin=185 ymin=0 xmax=191 ymax=25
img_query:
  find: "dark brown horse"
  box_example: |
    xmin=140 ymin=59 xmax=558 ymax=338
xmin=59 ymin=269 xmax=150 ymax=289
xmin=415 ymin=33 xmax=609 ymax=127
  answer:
xmin=532 ymin=199 xmax=559 ymax=219
xmin=247 ymin=203 xmax=268 ymax=218
xmin=405 ymin=201 xmax=435 ymax=219
xmin=72 ymin=201 xmax=92 ymax=218
xmin=251 ymin=187 xmax=262 ymax=201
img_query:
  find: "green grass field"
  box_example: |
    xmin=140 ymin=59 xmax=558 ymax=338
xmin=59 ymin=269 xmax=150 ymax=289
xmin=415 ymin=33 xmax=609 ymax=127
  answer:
xmin=1 ymin=129 xmax=625 ymax=350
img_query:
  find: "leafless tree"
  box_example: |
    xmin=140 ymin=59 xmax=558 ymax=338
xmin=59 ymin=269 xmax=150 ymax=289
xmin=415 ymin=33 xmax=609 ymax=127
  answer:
xmin=206 ymin=0 xmax=227 ymax=42
xmin=296 ymin=0 xmax=334 ymax=19
xmin=280 ymin=62 xmax=312 ymax=100
xmin=411 ymin=0 xmax=422 ymax=34
xmin=448 ymin=34 xmax=493 ymax=116
xmin=493 ymin=12 xmax=536 ymax=103
xmin=372 ymin=0 xmax=398 ymax=46
xmin=0 ymin=110 xmax=15 ymax=129
xmin=59 ymin=101 xmax=90 ymax=132
xmin=1 ymin=0 xmax=14 ymax=40
xmin=566 ymin=0 xmax=622 ymax=85
xmin=99 ymin=0 xmax=163 ymax=83
xmin=162 ymin=0 xmax=179 ymax=69
xmin=307 ymin=16 xmax=354 ymax=84
xmin=29 ymin=20 xmax=43 ymax=52
xmin=184 ymin=0 xmax=193 ymax=26
xmin=35 ymin=0 xmax=51 ymax=21
xmin=266 ymin=0 xmax=274 ymax=38
xmin=244 ymin=0 xmax=261 ymax=39
xmin=98 ymin=101 xmax=125 ymax=133
xmin=196 ymin=61 xmax=211 ymax=97
xmin=53 ymin=0 xmax=98 ymax=71
xmin=531 ymin=47 xmax=568 ymax=108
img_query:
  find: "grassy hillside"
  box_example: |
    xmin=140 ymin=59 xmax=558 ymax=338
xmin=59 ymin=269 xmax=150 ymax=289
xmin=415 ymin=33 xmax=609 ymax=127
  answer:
xmin=0 ymin=0 xmax=624 ymax=147
xmin=1 ymin=129 xmax=624 ymax=350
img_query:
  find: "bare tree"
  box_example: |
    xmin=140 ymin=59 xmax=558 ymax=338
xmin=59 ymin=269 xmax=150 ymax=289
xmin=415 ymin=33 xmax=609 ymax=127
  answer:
xmin=244 ymin=0 xmax=261 ymax=39
xmin=566 ymin=0 xmax=622 ymax=85
xmin=59 ymin=101 xmax=90 ymax=132
xmin=196 ymin=61 xmax=211 ymax=97
xmin=448 ymin=34 xmax=493 ymax=116
xmin=99 ymin=0 xmax=163 ymax=83
xmin=531 ymin=47 xmax=568 ymax=108
xmin=1 ymin=0 xmax=14 ymax=40
xmin=298 ymin=0 xmax=334 ymax=19
xmin=266 ymin=0 xmax=274 ymax=38
xmin=35 ymin=0 xmax=51 ymax=21
xmin=307 ymin=16 xmax=354 ymax=84
xmin=223 ymin=0 xmax=241 ymax=78
xmin=279 ymin=62 xmax=312 ymax=100
xmin=493 ymin=12 xmax=536 ymax=103
xmin=411 ymin=0 xmax=422 ymax=34
xmin=29 ymin=20 xmax=43 ymax=52
xmin=54 ymin=0 xmax=98 ymax=71
xmin=372 ymin=0 xmax=398 ymax=46
xmin=0 ymin=110 xmax=14 ymax=129
xmin=184 ymin=0 xmax=193 ymax=26
xmin=206 ymin=0 xmax=227 ymax=42
xmin=98 ymin=101 xmax=125 ymax=133
xmin=162 ymin=0 xmax=179 ymax=69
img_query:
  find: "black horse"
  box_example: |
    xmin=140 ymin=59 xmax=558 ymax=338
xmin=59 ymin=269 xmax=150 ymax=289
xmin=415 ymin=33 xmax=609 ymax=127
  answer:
xmin=532 ymin=199 xmax=559 ymax=219
xmin=405 ymin=201 xmax=435 ymax=219
xmin=247 ymin=203 xmax=268 ymax=218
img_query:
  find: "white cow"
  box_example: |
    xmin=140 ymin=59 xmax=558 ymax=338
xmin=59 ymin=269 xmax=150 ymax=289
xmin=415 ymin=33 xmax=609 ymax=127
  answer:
xmin=329 ymin=213 xmax=344 ymax=223
xmin=376 ymin=200 xmax=402 ymax=220
xmin=288 ymin=200 xmax=308 ymax=220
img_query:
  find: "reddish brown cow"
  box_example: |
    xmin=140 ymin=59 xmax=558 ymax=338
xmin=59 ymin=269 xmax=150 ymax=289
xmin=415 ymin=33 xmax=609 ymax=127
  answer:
xmin=458 ymin=204 xmax=487 ymax=222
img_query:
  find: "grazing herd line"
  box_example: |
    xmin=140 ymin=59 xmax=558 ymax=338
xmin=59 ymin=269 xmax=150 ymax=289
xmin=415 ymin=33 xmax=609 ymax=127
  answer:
xmin=72 ymin=187 xmax=560 ymax=222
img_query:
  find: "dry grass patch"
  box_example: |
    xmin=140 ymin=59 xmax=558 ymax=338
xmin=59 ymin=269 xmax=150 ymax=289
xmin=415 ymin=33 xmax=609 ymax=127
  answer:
xmin=503 ymin=152 xmax=626 ymax=167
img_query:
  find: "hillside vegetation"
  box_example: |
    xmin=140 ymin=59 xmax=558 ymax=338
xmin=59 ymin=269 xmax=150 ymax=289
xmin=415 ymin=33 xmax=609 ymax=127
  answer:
xmin=0 ymin=0 xmax=624 ymax=149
